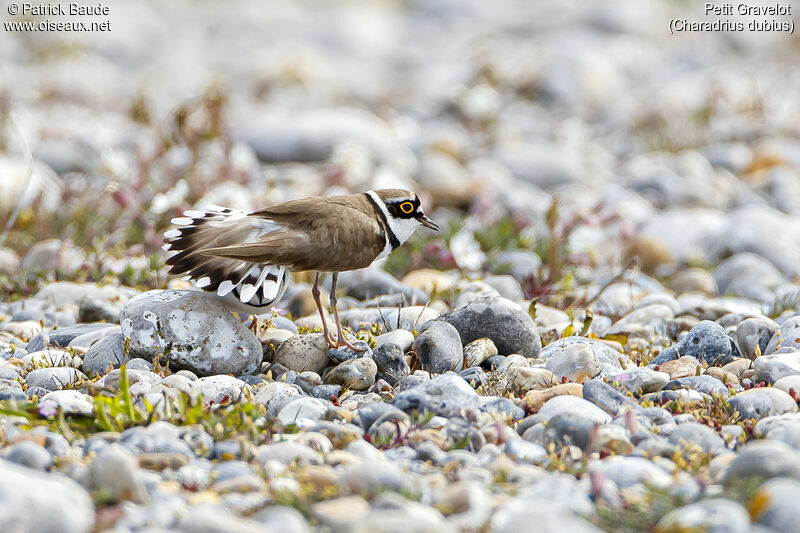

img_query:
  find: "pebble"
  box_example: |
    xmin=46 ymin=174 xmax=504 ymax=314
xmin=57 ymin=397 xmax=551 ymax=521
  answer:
xmin=463 ymin=337 xmax=498 ymax=368
xmin=656 ymin=498 xmax=750 ymax=533
xmin=25 ymin=367 xmax=86 ymax=391
xmin=721 ymin=440 xmax=800 ymax=483
xmin=536 ymin=395 xmax=612 ymax=425
xmin=754 ymin=350 xmax=800 ymax=384
xmin=751 ymin=478 xmax=800 ymax=530
xmin=273 ymin=333 xmax=331 ymax=375
xmin=728 ymin=388 xmax=798 ymax=420
xmin=439 ymin=297 xmax=541 ymax=358
xmin=582 ymin=379 xmax=638 ymax=416
xmin=658 ymin=356 xmax=702 ymax=379
xmin=413 ymin=320 xmax=463 ymax=374
xmin=373 ymin=343 xmax=410 ymax=385
xmin=612 ymin=367 xmax=669 ymax=394
xmin=120 ymin=290 xmax=262 ymax=376
xmin=651 ymin=320 xmax=733 ymax=367
xmin=393 ymin=372 xmax=480 ymax=417
xmin=81 ymin=333 xmax=127 ymax=376
xmin=736 ymin=317 xmax=779 ymax=359
xmin=325 ymin=358 xmax=377 ymax=390
xmin=88 ymin=444 xmax=149 ymax=503
xmin=0 ymin=458 xmax=94 ymax=533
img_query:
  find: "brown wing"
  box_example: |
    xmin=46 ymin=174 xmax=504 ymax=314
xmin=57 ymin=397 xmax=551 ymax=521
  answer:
xmin=202 ymin=194 xmax=387 ymax=272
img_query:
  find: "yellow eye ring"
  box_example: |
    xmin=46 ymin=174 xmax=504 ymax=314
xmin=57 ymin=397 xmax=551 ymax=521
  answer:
xmin=399 ymin=202 xmax=414 ymax=214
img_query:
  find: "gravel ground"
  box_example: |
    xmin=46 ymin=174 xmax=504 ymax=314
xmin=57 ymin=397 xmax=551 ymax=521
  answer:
xmin=2 ymin=1 xmax=800 ymax=532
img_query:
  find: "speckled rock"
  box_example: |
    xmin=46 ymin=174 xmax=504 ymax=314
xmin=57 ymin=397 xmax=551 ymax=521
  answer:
xmin=120 ymin=290 xmax=261 ymax=376
xmin=325 ymin=358 xmax=377 ymax=390
xmin=273 ymin=333 xmax=331 ymax=375
xmin=651 ymin=320 xmax=732 ymax=366
xmin=393 ymin=372 xmax=480 ymax=417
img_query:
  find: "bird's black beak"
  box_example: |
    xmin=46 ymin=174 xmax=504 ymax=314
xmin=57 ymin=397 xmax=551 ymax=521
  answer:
xmin=418 ymin=214 xmax=440 ymax=231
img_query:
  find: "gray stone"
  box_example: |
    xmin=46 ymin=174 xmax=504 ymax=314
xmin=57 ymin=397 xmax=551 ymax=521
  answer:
xmin=39 ymin=390 xmax=94 ymax=415
xmin=665 ymin=376 xmax=730 ymax=397
xmin=541 ymin=412 xmax=596 ymax=449
xmin=767 ymin=316 xmax=800 ymax=354
xmin=656 ymin=498 xmax=750 ymax=533
xmin=753 ymin=478 xmax=800 ymax=531
xmin=0 ymin=458 xmax=94 ymax=533
xmin=503 ymin=438 xmax=549 ymax=464
xmin=611 ymin=367 xmax=669 ymax=394
xmin=737 ymin=317 xmax=779 ymax=360
xmin=25 ymin=367 xmax=86 ymax=391
xmin=120 ymin=290 xmax=261 ymax=376
xmin=722 ymin=440 xmax=800 ymax=483
xmin=754 ymin=350 xmax=800 ymax=384
xmin=728 ymin=388 xmax=798 ymax=420
xmin=540 ymin=337 xmax=626 ymax=377
xmin=651 ymin=320 xmax=732 ymax=366
xmin=82 ymin=333 xmax=126 ymax=376
xmin=194 ymin=375 xmax=247 ymax=403
xmin=254 ymin=382 xmax=304 ymax=416
xmin=494 ymin=249 xmax=543 ymax=282
xmin=277 ymin=397 xmax=329 ymax=425
xmin=538 ymin=395 xmax=612 ymax=424
xmin=589 ymin=455 xmax=672 ymax=489
xmin=274 ymin=333 xmax=331 ymax=375
xmin=88 ymin=444 xmax=149 ymax=503
xmin=255 ymin=440 xmax=321 ymax=466
xmin=26 ymin=323 xmax=109 ymax=352
xmin=254 ymin=506 xmax=311 ymax=533
xmin=492 ymin=499 xmax=602 ymax=533
xmin=335 ymin=269 xmax=426 ymax=304
xmin=480 ymin=397 xmax=525 ymax=421
xmin=325 ymin=358 xmax=377 ymax=390
xmin=482 ymin=275 xmax=524 ymax=301
xmin=668 ymin=423 xmax=728 ymax=453
xmin=545 ymin=343 xmax=597 ymax=383
xmin=78 ymin=294 xmax=121 ymax=323
xmin=439 ymin=296 xmax=541 ymax=358
xmin=374 ymin=330 xmax=414 ymax=352
xmin=373 ymin=343 xmax=410 ymax=385
xmin=583 ymin=379 xmax=639 ymax=415
xmin=393 ymin=372 xmax=480 ymax=417
xmin=3 ymin=441 xmax=52 ymax=470
xmin=714 ymin=253 xmax=784 ymax=296
xmin=339 ymin=459 xmax=410 ymax=497
xmin=413 ymin=321 xmax=463 ymax=374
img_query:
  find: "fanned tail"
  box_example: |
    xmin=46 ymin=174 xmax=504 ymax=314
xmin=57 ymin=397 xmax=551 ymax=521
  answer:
xmin=163 ymin=206 xmax=289 ymax=311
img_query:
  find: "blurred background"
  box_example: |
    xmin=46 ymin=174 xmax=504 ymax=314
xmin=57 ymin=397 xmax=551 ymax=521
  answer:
xmin=1 ymin=0 xmax=799 ymax=310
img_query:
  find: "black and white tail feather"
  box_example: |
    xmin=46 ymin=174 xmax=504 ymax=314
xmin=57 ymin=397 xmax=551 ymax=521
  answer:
xmin=163 ymin=206 xmax=289 ymax=315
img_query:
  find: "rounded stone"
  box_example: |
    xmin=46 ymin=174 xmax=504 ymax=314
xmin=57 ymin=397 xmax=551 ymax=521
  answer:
xmin=274 ymin=333 xmax=331 ymax=375
xmin=413 ymin=321 xmax=463 ymax=374
xmin=120 ymin=290 xmax=262 ymax=376
xmin=325 ymin=358 xmax=377 ymax=391
xmin=82 ymin=333 xmax=127 ymax=376
xmin=439 ymin=296 xmax=541 ymax=358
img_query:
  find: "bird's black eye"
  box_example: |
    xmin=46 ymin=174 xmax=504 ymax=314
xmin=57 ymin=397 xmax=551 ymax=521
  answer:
xmin=399 ymin=201 xmax=414 ymax=214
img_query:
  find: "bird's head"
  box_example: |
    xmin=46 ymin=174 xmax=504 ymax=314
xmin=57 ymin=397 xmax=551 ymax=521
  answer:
xmin=368 ymin=189 xmax=439 ymax=246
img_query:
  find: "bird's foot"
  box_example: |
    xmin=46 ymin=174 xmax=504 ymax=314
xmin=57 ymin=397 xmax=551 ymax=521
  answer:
xmin=333 ymin=333 xmax=368 ymax=352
